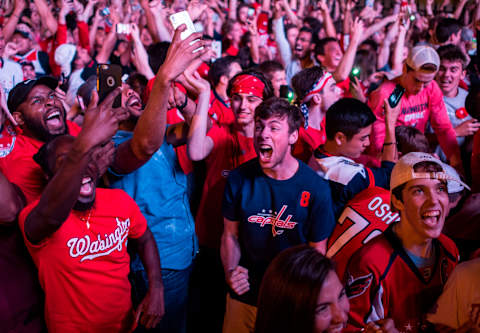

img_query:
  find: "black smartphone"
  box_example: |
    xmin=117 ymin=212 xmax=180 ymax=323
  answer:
xmin=97 ymin=63 xmax=122 ymax=108
xmin=388 ymin=84 xmax=405 ymax=108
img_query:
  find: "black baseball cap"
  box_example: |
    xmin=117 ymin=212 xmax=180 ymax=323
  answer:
xmin=7 ymin=77 xmax=58 ymax=113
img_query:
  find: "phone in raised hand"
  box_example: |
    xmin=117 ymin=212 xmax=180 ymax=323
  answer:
xmin=169 ymin=10 xmax=204 ymax=52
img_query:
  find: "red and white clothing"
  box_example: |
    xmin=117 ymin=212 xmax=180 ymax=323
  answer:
xmin=18 ymin=188 xmax=148 ymax=333
xmin=367 ymin=80 xmax=460 ymax=163
xmin=293 ymin=122 xmax=326 ymax=163
xmin=327 ymin=186 xmax=399 ymax=279
xmin=196 ymin=125 xmax=256 ymax=249
xmin=12 ymin=49 xmax=50 ymax=76
xmin=345 ymin=227 xmax=458 ymax=333
xmin=0 ymin=121 xmax=81 ymax=204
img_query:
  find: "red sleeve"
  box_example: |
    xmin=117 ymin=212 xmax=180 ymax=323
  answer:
xmin=56 ymin=23 xmax=68 ymax=45
xmin=77 ymin=21 xmax=90 ymax=52
xmin=143 ymin=77 xmax=155 ymax=104
xmin=121 ymin=191 xmax=147 ymax=239
xmin=428 ymin=82 xmax=461 ymax=162
xmin=345 ymin=244 xmax=388 ymax=331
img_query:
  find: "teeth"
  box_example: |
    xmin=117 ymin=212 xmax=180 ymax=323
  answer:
xmin=47 ymin=111 xmax=60 ymax=119
xmin=422 ymin=211 xmax=440 ymax=217
xmin=82 ymin=177 xmax=92 ymax=185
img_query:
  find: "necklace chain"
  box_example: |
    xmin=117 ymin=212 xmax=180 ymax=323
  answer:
xmin=79 ymin=209 xmax=93 ymax=229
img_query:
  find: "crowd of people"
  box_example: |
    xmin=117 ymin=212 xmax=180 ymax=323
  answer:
xmin=0 ymin=0 xmax=479 ymax=332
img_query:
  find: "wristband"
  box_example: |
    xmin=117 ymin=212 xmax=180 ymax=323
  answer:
xmin=176 ymin=93 xmax=188 ymax=111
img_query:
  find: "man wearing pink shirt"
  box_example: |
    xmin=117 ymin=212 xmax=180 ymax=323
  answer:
xmin=368 ymin=46 xmax=462 ymax=171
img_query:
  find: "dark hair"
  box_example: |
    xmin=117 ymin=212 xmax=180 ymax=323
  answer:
xmin=391 ymin=161 xmax=444 ymax=206
xmin=77 ymin=76 xmax=97 ymax=107
xmin=209 ymin=56 xmax=241 ymax=88
xmin=227 ymin=70 xmax=274 ymax=100
xmin=395 ymin=126 xmax=431 ymax=155
xmin=314 ymin=37 xmax=338 ymax=56
xmin=465 ymin=84 xmax=480 ymax=120
xmin=127 ymin=72 xmax=149 ymax=100
xmin=325 ymin=98 xmax=376 ymax=140
xmin=255 ymin=97 xmax=303 ymax=133
xmin=435 ymin=18 xmax=461 ymax=44
xmin=284 ymin=24 xmax=298 ymax=38
xmin=257 ymin=61 xmax=285 ymax=81
xmin=237 ymin=3 xmax=249 ymax=18
xmin=437 ymin=44 xmax=468 ymax=69
xmin=360 ymin=39 xmax=379 ymax=53
xmin=147 ymin=42 xmax=171 ymax=73
xmin=298 ymin=26 xmax=318 ymax=46
xmin=254 ymin=245 xmax=335 ymax=333
xmin=291 ymin=66 xmax=325 ymax=103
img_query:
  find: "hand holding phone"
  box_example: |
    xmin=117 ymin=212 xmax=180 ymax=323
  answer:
xmin=388 ymin=84 xmax=405 ymax=108
xmin=97 ymin=64 xmax=122 ymax=108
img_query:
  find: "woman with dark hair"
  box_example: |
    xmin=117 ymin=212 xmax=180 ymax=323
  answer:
xmin=255 ymin=245 xmax=348 ymax=333
xmin=255 ymin=245 xmax=398 ymax=333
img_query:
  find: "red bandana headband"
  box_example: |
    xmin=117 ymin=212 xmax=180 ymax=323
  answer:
xmin=303 ymin=72 xmax=333 ymax=102
xmin=231 ymin=74 xmax=265 ymax=99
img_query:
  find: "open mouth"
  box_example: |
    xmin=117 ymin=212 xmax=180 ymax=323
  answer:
xmin=79 ymin=176 xmax=94 ymax=197
xmin=421 ymin=210 xmax=441 ymax=227
xmin=45 ymin=109 xmax=63 ymax=129
xmin=258 ymin=144 xmax=273 ymax=161
xmin=127 ymin=96 xmax=142 ymax=110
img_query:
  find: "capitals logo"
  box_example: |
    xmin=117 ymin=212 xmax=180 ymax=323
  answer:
xmin=247 ymin=205 xmax=298 ymax=237
xmin=346 ymin=272 xmax=373 ymax=298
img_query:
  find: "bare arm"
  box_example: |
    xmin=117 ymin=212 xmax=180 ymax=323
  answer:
xmin=454 ymin=0 xmax=468 ymax=20
xmin=149 ymin=1 xmax=173 ymax=42
xmin=130 ymin=24 xmax=155 ymax=80
xmin=2 ymin=0 xmax=26 ymax=41
xmin=132 ymin=228 xmax=165 ymax=329
xmin=95 ymin=23 xmax=118 ymax=64
xmin=382 ymin=99 xmax=400 ymax=163
xmin=361 ymin=14 xmax=397 ymax=43
xmin=319 ymin=0 xmax=336 ymax=38
xmin=229 ymin=0 xmax=238 ymax=20
xmin=333 ymin=18 xmax=364 ymax=83
xmin=221 ymin=218 xmax=250 ymax=295
xmin=113 ymin=28 xmax=209 ymax=173
xmin=0 ymin=171 xmax=25 ymax=224
xmin=33 ymin=0 xmax=58 ymax=36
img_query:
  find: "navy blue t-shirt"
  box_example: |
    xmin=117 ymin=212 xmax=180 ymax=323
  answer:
xmin=223 ymin=158 xmax=335 ymax=305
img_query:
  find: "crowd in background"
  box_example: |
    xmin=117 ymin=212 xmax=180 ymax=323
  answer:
xmin=1 ymin=0 xmax=480 ymax=332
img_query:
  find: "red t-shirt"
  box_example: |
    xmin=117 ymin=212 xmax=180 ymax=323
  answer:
xmin=209 ymin=90 xmax=235 ymax=126
xmin=293 ymin=122 xmax=326 ymax=163
xmin=196 ymin=125 xmax=256 ymax=249
xmin=18 ymin=188 xmax=147 ymax=333
xmin=0 ymin=121 xmax=81 ymax=204
xmin=367 ymin=79 xmax=459 ymax=163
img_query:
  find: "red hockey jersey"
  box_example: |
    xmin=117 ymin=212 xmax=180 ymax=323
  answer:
xmin=345 ymin=227 xmax=458 ymax=333
xmin=327 ymin=186 xmax=400 ymax=279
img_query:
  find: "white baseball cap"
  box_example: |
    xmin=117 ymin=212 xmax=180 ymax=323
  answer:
xmin=390 ymin=152 xmax=470 ymax=192
xmin=406 ymin=45 xmax=440 ymax=72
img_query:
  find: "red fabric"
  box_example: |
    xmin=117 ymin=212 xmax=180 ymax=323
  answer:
xmin=209 ymin=90 xmax=235 ymax=126
xmin=345 ymin=232 xmax=458 ymax=333
xmin=197 ymin=62 xmax=210 ymax=79
xmin=77 ymin=21 xmax=91 ymax=52
xmin=166 ymin=108 xmax=194 ymax=175
xmin=336 ymin=77 xmax=353 ymax=98
xmin=0 ymin=121 xmax=81 ymax=204
xmin=367 ymin=79 xmax=460 ymax=164
xmin=459 ymin=80 xmax=468 ymax=91
xmin=18 ymin=188 xmax=147 ymax=333
xmin=230 ymin=74 xmax=265 ymax=98
xmin=49 ymin=23 xmax=68 ymax=78
xmin=225 ymin=45 xmax=239 ymax=56
xmin=144 ymin=77 xmax=155 ymax=104
xmin=196 ymin=125 xmax=256 ymax=249
xmin=327 ymin=187 xmax=399 ymax=279
xmin=293 ymin=122 xmax=326 ymax=163
xmin=257 ymin=12 xmax=269 ymax=35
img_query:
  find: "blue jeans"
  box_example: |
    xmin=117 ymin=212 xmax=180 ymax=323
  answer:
xmin=132 ymin=265 xmax=193 ymax=333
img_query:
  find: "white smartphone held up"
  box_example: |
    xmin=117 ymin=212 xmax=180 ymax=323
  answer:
xmin=211 ymin=40 xmax=222 ymax=61
xmin=116 ymin=23 xmax=131 ymax=35
xmin=169 ymin=11 xmax=197 ymax=40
